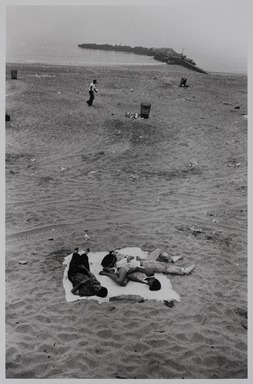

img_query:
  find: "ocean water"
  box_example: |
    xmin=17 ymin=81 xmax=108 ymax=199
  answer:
xmin=6 ymin=41 xmax=165 ymax=67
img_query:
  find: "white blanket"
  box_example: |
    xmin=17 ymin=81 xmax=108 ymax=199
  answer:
xmin=62 ymin=247 xmax=180 ymax=304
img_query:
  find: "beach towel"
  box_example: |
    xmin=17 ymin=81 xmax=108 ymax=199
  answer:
xmin=63 ymin=247 xmax=181 ymax=304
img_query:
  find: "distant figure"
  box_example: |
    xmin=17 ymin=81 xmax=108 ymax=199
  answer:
xmin=179 ymin=78 xmax=189 ymax=88
xmin=87 ymin=79 xmax=98 ymax=106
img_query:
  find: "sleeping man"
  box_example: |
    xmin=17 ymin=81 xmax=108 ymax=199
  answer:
xmin=68 ymin=247 xmax=108 ymax=298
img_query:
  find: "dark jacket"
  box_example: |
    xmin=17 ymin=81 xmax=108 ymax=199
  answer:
xmin=68 ymin=252 xmax=90 ymax=281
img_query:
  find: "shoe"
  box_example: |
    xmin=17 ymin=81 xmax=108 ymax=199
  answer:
xmin=182 ymin=264 xmax=195 ymax=275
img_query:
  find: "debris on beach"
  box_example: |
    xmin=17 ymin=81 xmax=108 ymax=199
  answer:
xmin=109 ymin=294 xmax=145 ymax=303
xmin=163 ymin=300 xmax=174 ymax=308
xmin=226 ymin=159 xmax=241 ymax=167
xmin=175 ymin=224 xmax=234 ymax=248
xmin=84 ymin=231 xmax=90 ymax=240
xmin=19 ymin=260 xmax=27 ymax=265
xmin=190 ymin=226 xmax=203 ymax=234
xmin=189 ymin=161 xmax=199 ymax=169
xmin=126 ymin=112 xmax=140 ymax=119
xmin=205 ymin=211 xmax=215 ymax=217
xmin=129 ymin=174 xmax=140 ymax=181
xmin=88 ymin=170 xmax=99 ymax=176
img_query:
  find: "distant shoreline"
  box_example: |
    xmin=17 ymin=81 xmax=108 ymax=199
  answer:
xmin=5 ymin=61 xmax=247 ymax=76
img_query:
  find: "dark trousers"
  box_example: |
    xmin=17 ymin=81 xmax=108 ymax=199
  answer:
xmin=87 ymin=90 xmax=95 ymax=106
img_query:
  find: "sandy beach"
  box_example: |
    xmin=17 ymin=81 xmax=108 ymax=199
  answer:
xmin=5 ymin=62 xmax=247 ymax=379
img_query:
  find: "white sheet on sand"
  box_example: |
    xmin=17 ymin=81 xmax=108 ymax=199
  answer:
xmin=63 ymin=247 xmax=180 ymax=304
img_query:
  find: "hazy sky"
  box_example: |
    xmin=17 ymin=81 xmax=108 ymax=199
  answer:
xmin=5 ymin=0 xmax=250 ymax=72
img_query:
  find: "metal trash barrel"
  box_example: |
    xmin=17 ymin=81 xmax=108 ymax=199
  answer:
xmin=140 ymin=103 xmax=151 ymax=119
xmin=11 ymin=70 xmax=17 ymax=79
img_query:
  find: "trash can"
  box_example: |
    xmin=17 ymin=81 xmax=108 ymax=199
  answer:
xmin=140 ymin=103 xmax=151 ymax=119
xmin=11 ymin=70 xmax=17 ymax=80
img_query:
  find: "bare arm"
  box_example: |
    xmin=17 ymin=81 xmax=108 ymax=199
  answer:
xmin=79 ymin=265 xmax=93 ymax=278
xmin=126 ymin=266 xmax=154 ymax=276
xmin=71 ymin=279 xmax=87 ymax=294
xmin=126 ymin=266 xmax=146 ymax=275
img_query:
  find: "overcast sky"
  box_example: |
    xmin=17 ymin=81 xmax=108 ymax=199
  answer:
xmin=4 ymin=0 xmax=250 ymax=72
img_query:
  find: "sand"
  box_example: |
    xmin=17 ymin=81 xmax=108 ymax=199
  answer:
xmin=5 ymin=62 xmax=247 ymax=379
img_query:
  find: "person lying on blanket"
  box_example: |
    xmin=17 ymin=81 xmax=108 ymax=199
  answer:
xmin=99 ymin=254 xmax=161 ymax=290
xmin=134 ymin=248 xmax=195 ymax=275
xmin=68 ymin=247 xmax=108 ymax=298
xmin=99 ymin=248 xmax=195 ymax=287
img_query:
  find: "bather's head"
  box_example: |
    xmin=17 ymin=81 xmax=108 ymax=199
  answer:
xmin=146 ymin=277 xmax=161 ymax=291
xmin=93 ymin=79 xmax=97 ymax=84
xmin=96 ymin=286 xmax=108 ymax=297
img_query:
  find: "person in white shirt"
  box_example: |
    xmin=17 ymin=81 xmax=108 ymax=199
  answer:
xmin=87 ymin=79 xmax=98 ymax=106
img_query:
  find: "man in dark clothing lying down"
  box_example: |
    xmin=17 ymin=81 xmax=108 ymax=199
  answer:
xmin=68 ymin=248 xmax=108 ymax=298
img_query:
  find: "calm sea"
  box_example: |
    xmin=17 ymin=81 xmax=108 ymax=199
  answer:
xmin=6 ymin=41 xmax=165 ymax=67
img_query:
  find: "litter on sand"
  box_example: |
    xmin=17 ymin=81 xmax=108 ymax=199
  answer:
xmin=126 ymin=112 xmax=141 ymax=119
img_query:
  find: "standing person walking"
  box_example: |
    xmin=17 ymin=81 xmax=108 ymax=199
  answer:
xmin=87 ymin=79 xmax=98 ymax=106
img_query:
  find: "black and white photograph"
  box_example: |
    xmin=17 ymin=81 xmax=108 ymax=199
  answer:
xmin=3 ymin=0 xmax=249 ymax=381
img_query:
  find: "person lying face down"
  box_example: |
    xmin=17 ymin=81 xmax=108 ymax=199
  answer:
xmin=99 ymin=248 xmax=195 ymax=287
xmin=99 ymin=251 xmax=161 ymax=291
xmin=68 ymin=248 xmax=108 ymax=298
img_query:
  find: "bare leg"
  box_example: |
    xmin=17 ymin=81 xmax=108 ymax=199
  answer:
xmin=146 ymin=249 xmax=183 ymax=263
xmin=162 ymin=265 xmax=184 ymax=275
xmin=162 ymin=264 xmax=195 ymax=275
xmin=145 ymin=248 xmax=162 ymax=261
